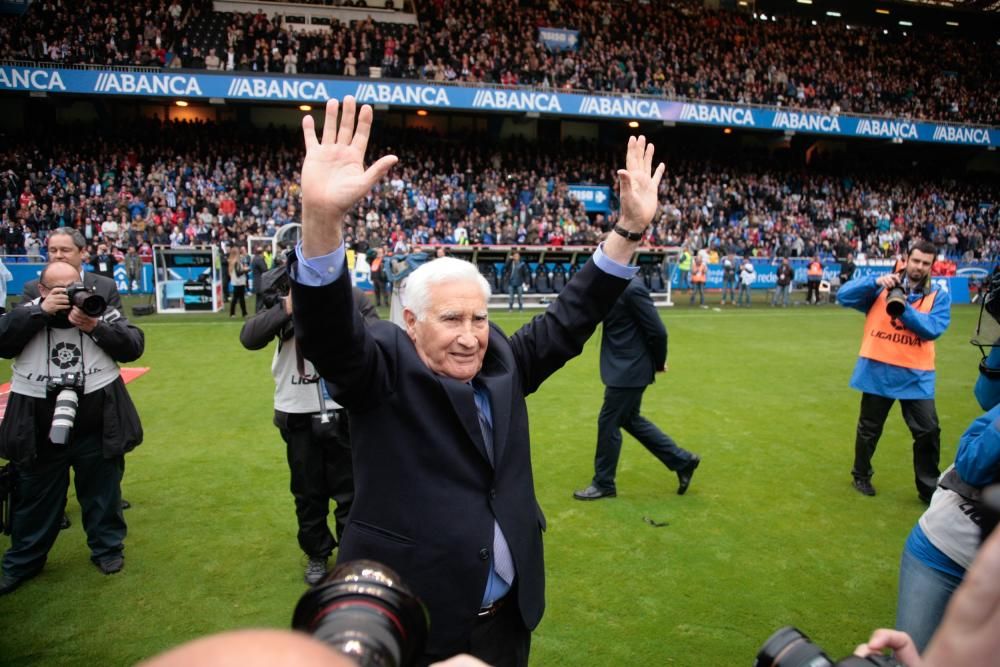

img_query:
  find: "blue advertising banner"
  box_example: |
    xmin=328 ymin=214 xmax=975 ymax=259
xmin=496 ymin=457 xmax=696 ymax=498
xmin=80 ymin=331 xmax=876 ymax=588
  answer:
xmin=667 ymin=259 xmax=974 ymax=304
xmin=4 ymin=262 xmax=154 ymax=300
xmin=567 ymin=184 xmax=611 ymax=213
xmin=538 ymin=27 xmax=580 ymax=51
xmin=1 ymin=66 xmax=996 ymax=147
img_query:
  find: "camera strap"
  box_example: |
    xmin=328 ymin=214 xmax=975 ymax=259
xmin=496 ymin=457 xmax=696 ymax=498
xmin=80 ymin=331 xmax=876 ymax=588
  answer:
xmin=315 ymin=381 xmax=333 ymax=425
xmin=295 ymin=341 xmax=332 ymax=423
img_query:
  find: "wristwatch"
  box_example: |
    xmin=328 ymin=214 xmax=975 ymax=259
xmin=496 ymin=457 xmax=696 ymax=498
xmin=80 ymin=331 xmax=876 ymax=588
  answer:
xmin=612 ymin=225 xmax=643 ymax=242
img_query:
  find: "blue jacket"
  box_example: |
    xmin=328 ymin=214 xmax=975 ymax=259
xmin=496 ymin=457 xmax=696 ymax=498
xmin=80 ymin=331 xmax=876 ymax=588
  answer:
xmin=905 ymin=347 xmax=1000 ymax=576
xmin=837 ymin=275 xmax=951 ymax=400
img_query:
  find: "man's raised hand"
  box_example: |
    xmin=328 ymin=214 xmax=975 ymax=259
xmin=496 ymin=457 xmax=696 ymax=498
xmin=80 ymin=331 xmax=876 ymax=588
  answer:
xmin=300 ymin=96 xmax=398 ymax=257
xmin=617 ymin=135 xmax=665 ymax=233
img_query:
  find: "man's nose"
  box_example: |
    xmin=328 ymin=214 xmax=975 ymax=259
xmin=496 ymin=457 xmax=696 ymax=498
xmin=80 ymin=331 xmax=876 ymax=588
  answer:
xmin=456 ymin=325 xmax=478 ymax=346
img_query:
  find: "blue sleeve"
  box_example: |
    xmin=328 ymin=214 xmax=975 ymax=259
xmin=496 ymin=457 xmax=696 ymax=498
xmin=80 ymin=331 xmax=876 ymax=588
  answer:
xmin=837 ymin=275 xmax=879 ymax=313
xmin=899 ymin=287 xmax=951 ymax=341
xmin=974 ymin=347 xmax=1000 ymax=411
xmin=592 ymin=243 xmax=640 ymax=280
xmin=955 ymin=403 xmax=1000 ymax=486
xmin=291 ymin=242 xmax=345 ymax=286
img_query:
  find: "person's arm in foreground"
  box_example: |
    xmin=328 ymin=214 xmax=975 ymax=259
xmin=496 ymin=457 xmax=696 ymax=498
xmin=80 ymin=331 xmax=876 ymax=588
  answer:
xmin=854 ymin=525 xmax=1000 ymax=667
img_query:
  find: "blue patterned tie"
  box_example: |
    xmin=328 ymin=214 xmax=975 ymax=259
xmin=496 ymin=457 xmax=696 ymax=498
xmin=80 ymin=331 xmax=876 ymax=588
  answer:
xmin=475 ymin=388 xmax=515 ymax=586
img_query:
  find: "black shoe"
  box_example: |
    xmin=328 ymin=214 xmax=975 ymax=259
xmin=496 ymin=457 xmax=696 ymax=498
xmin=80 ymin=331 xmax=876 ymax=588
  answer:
xmin=853 ymin=477 xmax=876 ymax=496
xmin=95 ymin=555 xmax=124 ymax=575
xmin=121 ymin=499 xmax=131 ymax=510
xmin=60 ymin=513 xmax=71 ymax=530
xmin=677 ymin=456 xmax=700 ymax=495
xmin=304 ymin=556 xmax=328 ymax=585
xmin=572 ymin=485 xmax=616 ymax=501
xmin=919 ymin=491 xmax=934 ymax=504
xmin=0 ymin=569 xmax=41 ymax=596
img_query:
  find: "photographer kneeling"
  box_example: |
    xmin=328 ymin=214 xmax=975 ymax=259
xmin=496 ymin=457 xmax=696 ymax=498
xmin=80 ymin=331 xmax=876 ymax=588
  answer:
xmin=0 ymin=261 xmax=144 ymax=595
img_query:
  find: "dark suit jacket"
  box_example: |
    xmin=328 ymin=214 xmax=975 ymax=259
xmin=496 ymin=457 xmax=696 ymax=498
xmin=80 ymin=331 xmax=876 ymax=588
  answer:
xmin=600 ymin=275 xmax=667 ymax=389
xmin=22 ymin=271 xmax=123 ymax=311
xmin=291 ymin=257 xmax=627 ymax=655
xmin=0 ymin=291 xmax=144 ymax=465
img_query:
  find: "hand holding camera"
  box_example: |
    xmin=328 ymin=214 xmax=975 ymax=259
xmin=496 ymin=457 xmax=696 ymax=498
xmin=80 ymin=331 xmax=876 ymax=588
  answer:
xmin=67 ymin=307 xmax=100 ymax=333
xmin=41 ymin=282 xmax=108 ymax=331
xmin=40 ymin=284 xmax=71 ymax=316
xmin=876 ymin=272 xmax=902 ymax=291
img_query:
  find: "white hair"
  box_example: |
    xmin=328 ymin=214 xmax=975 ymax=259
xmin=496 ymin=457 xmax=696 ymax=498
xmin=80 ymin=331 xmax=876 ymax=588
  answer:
xmin=404 ymin=257 xmax=492 ymax=320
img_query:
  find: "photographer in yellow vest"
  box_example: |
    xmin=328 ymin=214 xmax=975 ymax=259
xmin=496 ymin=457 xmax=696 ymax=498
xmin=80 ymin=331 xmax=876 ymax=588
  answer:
xmin=837 ymin=241 xmax=951 ymax=502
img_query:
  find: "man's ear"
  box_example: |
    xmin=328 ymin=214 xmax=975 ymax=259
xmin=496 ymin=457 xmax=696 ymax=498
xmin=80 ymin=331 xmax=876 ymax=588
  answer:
xmin=403 ymin=308 xmax=418 ymax=340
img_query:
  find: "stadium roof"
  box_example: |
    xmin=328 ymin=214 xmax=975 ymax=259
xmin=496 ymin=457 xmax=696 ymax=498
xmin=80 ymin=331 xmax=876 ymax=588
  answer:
xmin=899 ymin=0 xmax=1000 ymax=10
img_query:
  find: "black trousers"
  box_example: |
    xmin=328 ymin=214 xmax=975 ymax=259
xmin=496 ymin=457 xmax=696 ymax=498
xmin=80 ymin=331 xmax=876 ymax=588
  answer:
xmin=230 ymin=285 xmax=247 ymax=316
xmin=275 ymin=411 xmax=354 ymax=559
xmin=806 ymin=279 xmax=821 ymax=303
xmin=593 ymin=385 xmax=696 ymax=491
xmin=2 ymin=431 xmax=125 ymax=578
xmin=853 ymin=392 xmax=941 ymax=498
xmin=372 ymin=275 xmax=387 ymax=307
xmin=418 ymin=591 xmax=531 ymax=667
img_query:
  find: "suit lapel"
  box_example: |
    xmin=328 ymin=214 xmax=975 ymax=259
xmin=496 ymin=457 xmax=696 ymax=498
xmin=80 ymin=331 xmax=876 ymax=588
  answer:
xmin=439 ymin=377 xmax=491 ymax=465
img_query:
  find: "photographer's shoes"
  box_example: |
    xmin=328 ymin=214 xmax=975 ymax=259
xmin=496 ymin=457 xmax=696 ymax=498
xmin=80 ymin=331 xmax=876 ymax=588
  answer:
xmin=572 ymin=485 xmax=616 ymax=500
xmin=853 ymin=478 xmax=876 ymax=496
xmin=677 ymin=456 xmax=700 ymax=495
xmin=305 ymin=557 xmax=328 ymax=585
xmin=95 ymin=555 xmax=124 ymax=575
xmin=0 ymin=569 xmax=41 ymax=596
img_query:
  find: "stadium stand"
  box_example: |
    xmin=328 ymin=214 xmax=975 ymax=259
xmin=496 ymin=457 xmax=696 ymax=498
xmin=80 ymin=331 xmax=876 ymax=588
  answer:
xmin=1 ymin=0 xmax=997 ymax=123
xmin=0 ymin=118 xmax=995 ymax=264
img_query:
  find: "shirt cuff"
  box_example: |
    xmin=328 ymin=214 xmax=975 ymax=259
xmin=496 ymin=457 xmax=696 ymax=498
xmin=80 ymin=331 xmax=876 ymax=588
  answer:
xmin=292 ymin=242 xmax=345 ymax=286
xmin=592 ymin=242 xmax=640 ymax=280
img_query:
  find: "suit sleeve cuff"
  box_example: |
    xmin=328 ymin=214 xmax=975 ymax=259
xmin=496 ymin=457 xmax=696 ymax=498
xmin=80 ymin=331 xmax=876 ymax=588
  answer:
xmin=292 ymin=242 xmax=346 ymax=286
xmin=592 ymin=243 xmax=640 ymax=280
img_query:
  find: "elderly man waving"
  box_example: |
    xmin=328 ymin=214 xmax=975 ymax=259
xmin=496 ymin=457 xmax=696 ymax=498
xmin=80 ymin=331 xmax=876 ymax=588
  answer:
xmin=289 ymin=96 xmax=664 ymax=667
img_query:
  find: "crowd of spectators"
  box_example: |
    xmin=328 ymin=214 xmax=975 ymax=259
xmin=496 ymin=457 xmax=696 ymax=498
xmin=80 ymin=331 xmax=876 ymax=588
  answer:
xmin=1 ymin=118 xmax=996 ymax=266
xmin=1 ymin=0 xmax=997 ymax=125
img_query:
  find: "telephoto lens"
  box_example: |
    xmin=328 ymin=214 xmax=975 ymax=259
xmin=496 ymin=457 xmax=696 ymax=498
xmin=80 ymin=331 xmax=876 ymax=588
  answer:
xmin=885 ymin=286 xmax=907 ymax=319
xmin=755 ymin=626 xmax=902 ymax=667
xmin=66 ymin=283 xmax=108 ymax=317
xmin=292 ymin=560 xmax=429 ymax=667
xmin=48 ymin=386 xmax=80 ymax=445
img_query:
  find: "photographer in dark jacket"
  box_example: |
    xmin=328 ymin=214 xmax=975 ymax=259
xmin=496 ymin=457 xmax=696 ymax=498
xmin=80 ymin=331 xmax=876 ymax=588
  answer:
xmin=23 ymin=228 xmax=128 ymax=527
xmin=240 ymin=266 xmax=378 ymax=584
xmin=0 ymin=261 xmax=144 ymax=595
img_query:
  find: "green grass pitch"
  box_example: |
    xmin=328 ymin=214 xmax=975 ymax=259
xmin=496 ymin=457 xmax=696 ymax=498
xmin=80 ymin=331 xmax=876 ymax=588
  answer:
xmin=0 ymin=294 xmax=983 ymax=666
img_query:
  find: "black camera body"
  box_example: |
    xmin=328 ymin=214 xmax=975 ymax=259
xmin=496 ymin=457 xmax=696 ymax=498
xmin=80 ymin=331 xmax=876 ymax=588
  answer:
xmin=982 ymin=268 xmax=1000 ymax=323
xmin=885 ymin=272 xmax=908 ymax=319
xmin=46 ymin=370 xmax=84 ymax=396
xmin=756 ymin=627 xmax=901 ymax=667
xmin=65 ymin=282 xmax=108 ymax=317
xmin=47 ymin=371 xmax=85 ymax=445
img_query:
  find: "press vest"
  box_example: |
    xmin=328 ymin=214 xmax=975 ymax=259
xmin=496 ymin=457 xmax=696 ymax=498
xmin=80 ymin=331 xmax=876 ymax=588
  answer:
xmin=691 ymin=263 xmax=707 ymax=283
xmin=272 ymin=335 xmax=342 ymax=414
xmin=808 ymin=261 xmax=823 ymax=278
xmin=858 ymin=289 xmax=937 ymax=371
